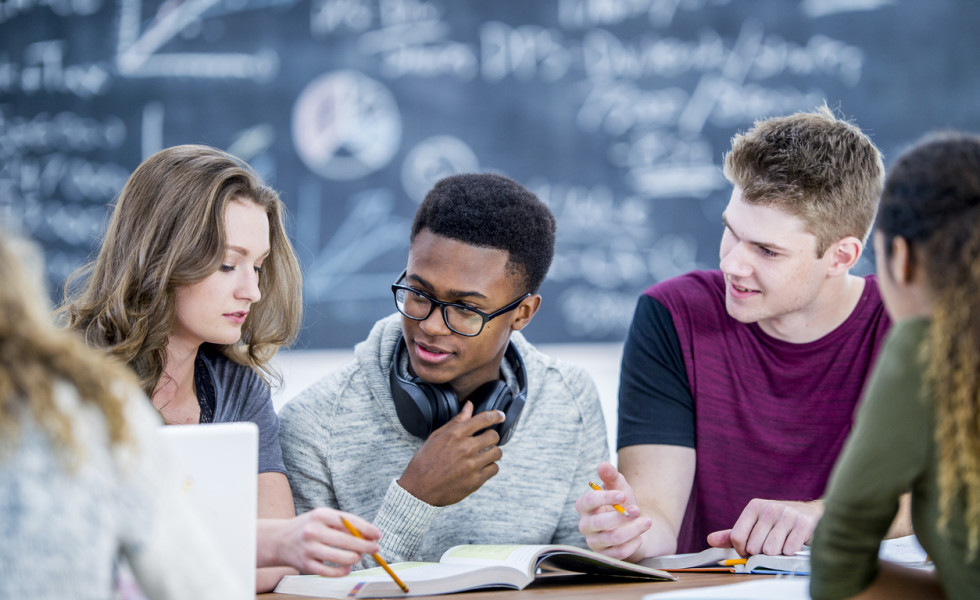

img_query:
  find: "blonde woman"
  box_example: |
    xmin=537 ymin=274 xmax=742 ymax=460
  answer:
xmin=810 ymin=133 xmax=980 ymax=599
xmin=0 ymin=233 xmax=245 ymax=599
xmin=61 ymin=145 xmax=379 ymax=592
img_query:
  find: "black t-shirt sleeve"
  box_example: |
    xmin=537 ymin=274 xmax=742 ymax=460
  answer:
xmin=617 ymin=294 xmax=695 ymax=450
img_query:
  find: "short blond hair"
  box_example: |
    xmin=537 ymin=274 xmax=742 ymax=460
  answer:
xmin=724 ymin=105 xmax=884 ymax=256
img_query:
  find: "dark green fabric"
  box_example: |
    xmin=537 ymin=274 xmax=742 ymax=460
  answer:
xmin=811 ymin=317 xmax=980 ymax=600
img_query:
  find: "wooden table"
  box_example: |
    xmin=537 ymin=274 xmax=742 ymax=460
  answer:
xmin=259 ymin=571 xmax=787 ymax=599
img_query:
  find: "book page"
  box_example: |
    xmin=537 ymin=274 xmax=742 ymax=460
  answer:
xmin=441 ymin=544 xmax=675 ymax=581
xmin=642 ymin=536 xmax=927 ymax=576
xmin=740 ymin=553 xmax=809 ymax=574
xmin=274 ymin=562 xmax=530 ymax=598
xmin=878 ymin=535 xmax=930 ymax=568
xmin=639 ymin=547 xmax=740 ymax=570
xmin=440 ymin=544 xmax=550 ymax=576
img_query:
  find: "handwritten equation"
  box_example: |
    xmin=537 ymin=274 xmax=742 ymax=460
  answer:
xmin=2 ymin=0 xmax=973 ymax=346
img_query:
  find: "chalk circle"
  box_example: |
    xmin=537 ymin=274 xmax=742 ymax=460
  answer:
xmin=292 ymin=70 xmax=401 ymax=180
xmin=401 ymin=135 xmax=480 ymax=204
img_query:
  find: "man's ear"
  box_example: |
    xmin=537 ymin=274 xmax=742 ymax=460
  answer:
xmin=826 ymin=236 xmax=863 ymax=276
xmin=510 ymin=294 xmax=541 ymax=331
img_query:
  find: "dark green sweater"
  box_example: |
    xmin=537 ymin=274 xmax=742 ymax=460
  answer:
xmin=811 ymin=317 xmax=980 ymax=600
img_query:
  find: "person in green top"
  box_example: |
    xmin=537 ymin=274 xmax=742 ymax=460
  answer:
xmin=810 ymin=132 xmax=980 ymax=600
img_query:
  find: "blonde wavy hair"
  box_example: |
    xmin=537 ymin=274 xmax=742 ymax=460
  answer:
xmin=724 ymin=104 xmax=885 ymax=256
xmin=0 ymin=233 xmax=135 ymax=463
xmin=877 ymin=132 xmax=980 ymax=557
xmin=59 ymin=144 xmax=302 ymax=397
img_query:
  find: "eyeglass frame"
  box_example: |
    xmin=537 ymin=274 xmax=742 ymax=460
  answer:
xmin=391 ymin=269 xmax=532 ymax=337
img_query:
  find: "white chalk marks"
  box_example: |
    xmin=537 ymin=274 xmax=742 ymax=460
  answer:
xmin=115 ymin=0 xmax=281 ymax=80
xmin=292 ymin=70 xmax=401 ymax=180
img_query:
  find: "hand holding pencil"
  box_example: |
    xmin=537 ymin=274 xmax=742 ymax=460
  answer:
xmin=589 ymin=481 xmax=629 ymax=516
xmin=260 ymin=508 xmax=382 ymax=579
xmin=574 ymin=461 xmax=652 ymax=563
xmin=341 ymin=518 xmax=409 ymax=593
xmin=582 ymin=462 xmax=636 ymax=518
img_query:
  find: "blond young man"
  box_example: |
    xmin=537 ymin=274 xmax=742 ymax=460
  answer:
xmin=577 ymin=106 xmax=909 ymax=561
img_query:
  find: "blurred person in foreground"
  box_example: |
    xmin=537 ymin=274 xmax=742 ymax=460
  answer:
xmin=0 ymin=231 xmax=244 ymax=599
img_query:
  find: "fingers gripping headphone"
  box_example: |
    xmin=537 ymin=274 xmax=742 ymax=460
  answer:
xmin=389 ymin=336 xmax=528 ymax=445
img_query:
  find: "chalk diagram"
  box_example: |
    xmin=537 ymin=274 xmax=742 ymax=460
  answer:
xmin=401 ymin=135 xmax=479 ymax=204
xmin=291 ymin=70 xmax=401 ymax=180
xmin=115 ymin=0 xmax=281 ymax=79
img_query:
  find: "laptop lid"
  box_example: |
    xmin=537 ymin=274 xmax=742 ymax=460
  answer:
xmin=157 ymin=422 xmax=258 ymax=599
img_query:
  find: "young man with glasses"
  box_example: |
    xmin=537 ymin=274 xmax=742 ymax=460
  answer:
xmin=278 ymin=173 xmax=608 ymax=568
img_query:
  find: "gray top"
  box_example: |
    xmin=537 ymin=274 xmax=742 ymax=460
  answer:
xmin=0 ymin=381 xmax=243 ymax=600
xmin=199 ymin=344 xmax=285 ymax=475
xmin=279 ymin=314 xmax=609 ymax=568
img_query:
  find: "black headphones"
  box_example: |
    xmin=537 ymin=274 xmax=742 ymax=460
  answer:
xmin=389 ymin=336 xmax=528 ymax=445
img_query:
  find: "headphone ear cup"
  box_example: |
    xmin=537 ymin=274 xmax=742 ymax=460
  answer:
xmin=468 ymin=379 xmax=519 ymax=444
xmin=429 ymin=384 xmax=462 ymax=430
xmin=389 ymin=337 xmax=461 ymax=439
xmin=389 ymin=359 xmax=436 ymax=439
xmin=469 ymin=380 xmax=512 ymax=415
xmin=463 ymin=342 xmax=529 ymax=446
xmin=497 ymin=342 xmax=528 ymax=446
xmin=389 ymin=336 xmax=528 ymax=444
xmin=497 ymin=387 xmax=525 ymax=445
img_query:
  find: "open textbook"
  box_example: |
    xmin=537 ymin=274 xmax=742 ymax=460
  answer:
xmin=639 ymin=534 xmax=930 ymax=575
xmin=274 ymin=543 xmax=675 ymax=598
xmin=639 ymin=547 xmax=810 ymax=574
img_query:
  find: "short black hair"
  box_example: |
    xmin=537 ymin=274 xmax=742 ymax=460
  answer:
xmin=410 ymin=173 xmax=556 ymax=294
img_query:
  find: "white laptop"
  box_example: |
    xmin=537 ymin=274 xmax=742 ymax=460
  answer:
xmin=157 ymin=422 xmax=258 ymax=599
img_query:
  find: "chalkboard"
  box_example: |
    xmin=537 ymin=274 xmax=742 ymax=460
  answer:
xmin=3 ymin=0 xmax=979 ymax=349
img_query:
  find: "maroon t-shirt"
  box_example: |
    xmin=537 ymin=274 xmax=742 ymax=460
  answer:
xmin=617 ymin=270 xmax=891 ymax=553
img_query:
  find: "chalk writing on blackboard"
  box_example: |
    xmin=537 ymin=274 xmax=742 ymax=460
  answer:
xmin=3 ymin=0 xmax=977 ymax=347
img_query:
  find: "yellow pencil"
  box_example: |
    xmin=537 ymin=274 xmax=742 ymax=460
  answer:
xmin=340 ymin=517 xmax=409 ymax=594
xmin=588 ymin=481 xmax=628 ymax=515
xmin=719 ymin=558 xmax=748 ymax=566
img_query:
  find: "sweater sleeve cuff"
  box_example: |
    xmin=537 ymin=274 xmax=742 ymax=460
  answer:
xmin=373 ymin=479 xmax=443 ymax=562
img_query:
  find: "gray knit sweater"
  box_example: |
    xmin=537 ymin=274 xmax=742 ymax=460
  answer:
xmin=0 ymin=382 xmax=242 ymax=599
xmin=278 ymin=314 xmax=609 ymax=568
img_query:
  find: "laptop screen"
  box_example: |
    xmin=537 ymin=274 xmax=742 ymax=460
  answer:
xmin=157 ymin=422 xmax=258 ymax=599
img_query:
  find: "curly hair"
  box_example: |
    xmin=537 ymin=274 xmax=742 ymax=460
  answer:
xmin=411 ymin=173 xmax=556 ymax=294
xmin=0 ymin=234 xmax=136 ymax=465
xmin=724 ymin=104 xmax=885 ymax=256
xmin=877 ymin=131 xmax=980 ymax=557
xmin=59 ymin=145 xmax=302 ymax=397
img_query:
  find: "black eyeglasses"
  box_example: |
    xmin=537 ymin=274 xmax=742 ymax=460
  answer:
xmin=391 ymin=270 xmax=530 ymax=337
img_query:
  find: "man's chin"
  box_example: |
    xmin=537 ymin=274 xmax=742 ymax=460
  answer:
xmin=725 ymin=299 xmax=760 ymax=325
xmin=408 ymin=358 xmax=456 ymax=387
